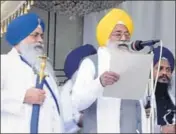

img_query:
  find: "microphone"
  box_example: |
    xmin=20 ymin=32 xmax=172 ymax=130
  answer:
xmin=131 ymin=40 xmax=160 ymax=51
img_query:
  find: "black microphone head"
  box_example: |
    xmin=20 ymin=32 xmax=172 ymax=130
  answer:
xmin=131 ymin=39 xmax=160 ymax=51
xmin=131 ymin=40 xmax=144 ymax=51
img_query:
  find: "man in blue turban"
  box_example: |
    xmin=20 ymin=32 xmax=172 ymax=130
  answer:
xmin=64 ymin=44 xmax=97 ymax=80
xmin=60 ymin=44 xmax=97 ymax=133
xmin=152 ymin=46 xmax=175 ymax=133
xmin=1 ymin=13 xmax=65 ymax=133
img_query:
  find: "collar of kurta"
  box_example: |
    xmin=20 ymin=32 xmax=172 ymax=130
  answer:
xmin=8 ymin=47 xmax=21 ymax=56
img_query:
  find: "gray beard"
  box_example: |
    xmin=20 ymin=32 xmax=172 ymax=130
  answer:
xmin=106 ymin=40 xmax=131 ymax=51
xmin=19 ymin=43 xmax=56 ymax=80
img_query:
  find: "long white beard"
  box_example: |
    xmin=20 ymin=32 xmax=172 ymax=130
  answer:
xmin=106 ymin=39 xmax=133 ymax=52
xmin=19 ymin=43 xmax=56 ymax=79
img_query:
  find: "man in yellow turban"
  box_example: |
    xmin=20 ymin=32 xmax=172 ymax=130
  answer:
xmin=96 ymin=8 xmax=133 ymax=47
xmin=71 ymin=8 xmax=149 ymax=133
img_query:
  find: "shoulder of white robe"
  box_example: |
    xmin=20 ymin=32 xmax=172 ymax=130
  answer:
xmin=60 ymin=80 xmax=73 ymax=95
xmin=78 ymin=57 xmax=96 ymax=77
xmin=1 ymin=54 xmax=8 ymax=86
xmin=1 ymin=53 xmax=13 ymax=75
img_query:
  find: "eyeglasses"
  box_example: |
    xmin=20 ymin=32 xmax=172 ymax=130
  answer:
xmin=110 ymin=32 xmax=131 ymax=40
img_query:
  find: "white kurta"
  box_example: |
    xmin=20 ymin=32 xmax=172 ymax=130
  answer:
xmin=1 ymin=48 xmax=64 ymax=133
xmin=60 ymin=80 xmax=81 ymax=133
xmin=71 ymin=47 xmax=148 ymax=133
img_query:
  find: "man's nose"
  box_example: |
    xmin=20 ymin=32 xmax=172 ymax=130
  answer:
xmin=120 ymin=34 xmax=127 ymax=41
xmin=37 ymin=35 xmax=43 ymax=44
xmin=161 ymin=69 xmax=167 ymax=75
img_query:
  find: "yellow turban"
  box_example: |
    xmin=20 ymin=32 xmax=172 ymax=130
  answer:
xmin=96 ymin=8 xmax=134 ymax=47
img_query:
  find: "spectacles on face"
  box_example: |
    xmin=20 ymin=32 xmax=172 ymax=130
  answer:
xmin=110 ymin=31 xmax=131 ymax=41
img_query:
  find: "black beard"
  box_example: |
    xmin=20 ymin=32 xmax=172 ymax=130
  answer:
xmin=155 ymin=82 xmax=169 ymax=99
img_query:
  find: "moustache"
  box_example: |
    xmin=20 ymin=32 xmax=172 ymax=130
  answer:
xmin=158 ymin=74 xmax=170 ymax=81
xmin=107 ymin=40 xmax=131 ymax=51
xmin=19 ymin=43 xmax=45 ymax=63
xmin=34 ymin=43 xmax=44 ymax=50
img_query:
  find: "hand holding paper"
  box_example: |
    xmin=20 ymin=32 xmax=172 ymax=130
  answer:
xmin=99 ymin=71 xmax=120 ymax=87
xmin=103 ymin=49 xmax=153 ymax=100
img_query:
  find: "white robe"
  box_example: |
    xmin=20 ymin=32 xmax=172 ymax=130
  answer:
xmin=71 ymin=47 xmax=148 ymax=133
xmin=1 ymin=48 xmax=64 ymax=133
xmin=60 ymin=80 xmax=81 ymax=133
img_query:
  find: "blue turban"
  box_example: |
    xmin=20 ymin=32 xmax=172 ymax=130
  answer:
xmin=64 ymin=44 xmax=97 ymax=79
xmin=153 ymin=46 xmax=175 ymax=72
xmin=6 ymin=13 xmax=45 ymax=46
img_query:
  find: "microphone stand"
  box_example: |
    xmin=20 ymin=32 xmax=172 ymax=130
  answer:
xmin=147 ymin=46 xmax=155 ymax=133
xmin=145 ymin=62 xmax=155 ymax=133
xmin=145 ymin=41 xmax=163 ymax=133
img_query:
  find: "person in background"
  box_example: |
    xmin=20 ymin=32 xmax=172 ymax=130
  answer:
xmin=61 ymin=44 xmax=97 ymax=133
xmin=153 ymin=46 xmax=175 ymax=133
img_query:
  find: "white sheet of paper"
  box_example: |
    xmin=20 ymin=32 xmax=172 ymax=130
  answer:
xmin=103 ymin=49 xmax=153 ymax=100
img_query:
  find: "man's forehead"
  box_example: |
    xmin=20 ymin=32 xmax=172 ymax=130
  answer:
xmin=112 ymin=24 xmax=129 ymax=33
xmin=31 ymin=26 xmax=43 ymax=34
xmin=155 ymin=59 xmax=171 ymax=67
